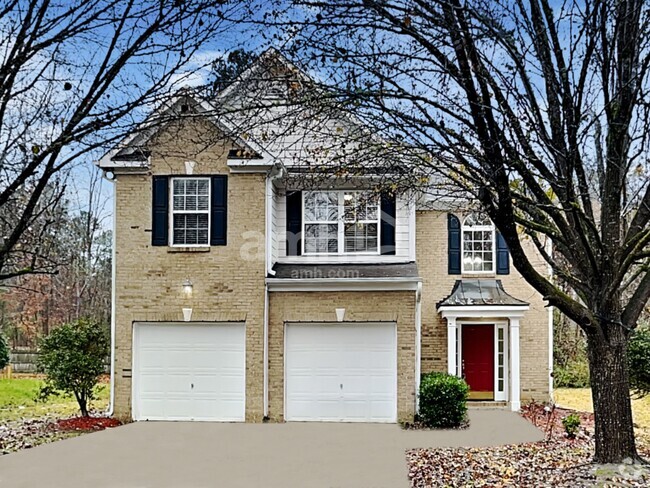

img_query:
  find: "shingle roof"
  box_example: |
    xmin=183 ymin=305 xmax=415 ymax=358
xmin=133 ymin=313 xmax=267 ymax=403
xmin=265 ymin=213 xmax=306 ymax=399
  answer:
xmin=271 ymin=262 xmax=419 ymax=280
xmin=437 ymin=279 xmax=528 ymax=308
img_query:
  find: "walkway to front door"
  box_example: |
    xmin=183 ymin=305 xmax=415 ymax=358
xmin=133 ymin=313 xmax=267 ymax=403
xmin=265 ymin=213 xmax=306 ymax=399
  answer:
xmin=462 ymin=324 xmax=495 ymax=400
xmin=0 ymin=411 xmax=544 ymax=488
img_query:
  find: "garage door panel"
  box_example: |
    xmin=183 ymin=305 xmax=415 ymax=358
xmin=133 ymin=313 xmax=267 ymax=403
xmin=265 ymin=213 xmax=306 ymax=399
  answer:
xmin=133 ymin=323 xmax=245 ymax=422
xmin=286 ymin=323 xmax=397 ymax=423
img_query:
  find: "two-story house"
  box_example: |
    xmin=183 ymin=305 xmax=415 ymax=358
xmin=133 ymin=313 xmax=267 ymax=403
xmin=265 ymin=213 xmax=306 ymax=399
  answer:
xmin=98 ymin=49 xmax=552 ymax=423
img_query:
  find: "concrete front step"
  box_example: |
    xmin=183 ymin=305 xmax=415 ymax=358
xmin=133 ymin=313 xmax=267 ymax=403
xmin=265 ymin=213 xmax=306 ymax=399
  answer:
xmin=467 ymin=401 xmax=508 ymax=408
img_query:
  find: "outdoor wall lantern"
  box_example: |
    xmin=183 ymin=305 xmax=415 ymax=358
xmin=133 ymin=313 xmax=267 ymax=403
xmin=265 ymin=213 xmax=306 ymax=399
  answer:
xmin=182 ymin=279 xmax=193 ymax=297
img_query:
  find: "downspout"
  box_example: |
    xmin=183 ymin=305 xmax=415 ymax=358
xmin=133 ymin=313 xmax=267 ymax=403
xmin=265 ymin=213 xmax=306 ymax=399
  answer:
xmin=264 ymin=162 xmax=284 ymax=419
xmin=102 ymin=170 xmax=117 ymax=417
xmin=415 ymin=281 xmax=422 ymax=413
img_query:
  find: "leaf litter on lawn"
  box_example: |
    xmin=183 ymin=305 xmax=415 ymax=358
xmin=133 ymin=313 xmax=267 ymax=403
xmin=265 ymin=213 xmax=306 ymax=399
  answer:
xmin=408 ymin=402 xmax=649 ymax=487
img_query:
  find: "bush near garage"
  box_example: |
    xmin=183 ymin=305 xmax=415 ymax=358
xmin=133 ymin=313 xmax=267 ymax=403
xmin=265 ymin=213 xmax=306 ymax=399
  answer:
xmin=418 ymin=372 xmax=469 ymax=428
xmin=37 ymin=319 xmax=109 ymax=417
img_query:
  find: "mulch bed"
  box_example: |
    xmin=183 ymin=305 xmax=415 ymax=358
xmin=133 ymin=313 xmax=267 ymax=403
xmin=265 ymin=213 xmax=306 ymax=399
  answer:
xmin=407 ymin=402 xmax=650 ymax=487
xmin=56 ymin=416 xmax=121 ymax=432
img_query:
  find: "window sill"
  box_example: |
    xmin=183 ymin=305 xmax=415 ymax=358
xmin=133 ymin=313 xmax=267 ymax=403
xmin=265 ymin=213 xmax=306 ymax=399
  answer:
xmin=167 ymin=246 xmax=211 ymax=253
xmin=461 ymin=272 xmax=497 ymax=278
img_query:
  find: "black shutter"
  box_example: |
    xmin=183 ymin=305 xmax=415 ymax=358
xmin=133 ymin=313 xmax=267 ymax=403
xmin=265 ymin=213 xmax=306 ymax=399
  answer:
xmin=380 ymin=192 xmax=396 ymax=255
xmin=286 ymin=190 xmax=302 ymax=256
xmin=210 ymin=175 xmax=228 ymax=246
xmin=448 ymin=213 xmax=461 ymax=274
xmin=496 ymin=231 xmax=510 ymax=274
xmin=152 ymin=176 xmax=169 ymax=246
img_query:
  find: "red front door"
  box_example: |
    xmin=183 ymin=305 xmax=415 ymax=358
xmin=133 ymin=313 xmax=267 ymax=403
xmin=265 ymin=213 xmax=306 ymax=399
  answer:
xmin=462 ymin=325 xmax=494 ymax=400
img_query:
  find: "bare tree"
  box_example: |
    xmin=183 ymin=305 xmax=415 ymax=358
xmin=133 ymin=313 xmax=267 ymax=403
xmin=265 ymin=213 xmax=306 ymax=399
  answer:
xmin=244 ymin=0 xmax=650 ymax=463
xmin=0 ymin=0 xmax=246 ymax=281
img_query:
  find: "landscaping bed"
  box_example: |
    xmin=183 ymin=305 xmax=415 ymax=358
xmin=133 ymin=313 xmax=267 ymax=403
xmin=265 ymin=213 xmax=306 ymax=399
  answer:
xmin=408 ymin=402 xmax=650 ymax=487
xmin=0 ymin=376 xmax=118 ymax=455
xmin=0 ymin=415 xmax=121 ymax=455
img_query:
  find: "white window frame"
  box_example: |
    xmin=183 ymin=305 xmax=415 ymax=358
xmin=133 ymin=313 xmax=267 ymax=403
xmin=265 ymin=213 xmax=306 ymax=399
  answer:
xmin=169 ymin=176 xmax=211 ymax=247
xmin=302 ymin=190 xmax=381 ymax=256
xmin=461 ymin=213 xmax=496 ymax=274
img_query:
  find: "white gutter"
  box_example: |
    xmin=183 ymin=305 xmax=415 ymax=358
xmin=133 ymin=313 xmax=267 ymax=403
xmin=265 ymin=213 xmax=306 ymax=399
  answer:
xmin=415 ymin=282 xmax=422 ymax=413
xmin=102 ymin=171 xmax=117 ymax=417
xmin=266 ymin=277 xmax=421 ymax=292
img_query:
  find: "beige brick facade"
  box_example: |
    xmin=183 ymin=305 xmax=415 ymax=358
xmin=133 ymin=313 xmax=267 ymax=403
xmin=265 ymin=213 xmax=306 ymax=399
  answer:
xmin=111 ymin=116 xmax=551 ymax=423
xmin=416 ymin=211 xmax=551 ymax=403
xmin=267 ymin=291 xmax=417 ymax=423
xmin=113 ymin=118 xmax=267 ymax=421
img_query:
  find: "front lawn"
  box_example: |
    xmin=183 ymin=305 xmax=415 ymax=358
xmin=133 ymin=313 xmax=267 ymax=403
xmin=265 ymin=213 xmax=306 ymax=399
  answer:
xmin=555 ymin=388 xmax=650 ymax=448
xmin=0 ymin=376 xmax=109 ymax=422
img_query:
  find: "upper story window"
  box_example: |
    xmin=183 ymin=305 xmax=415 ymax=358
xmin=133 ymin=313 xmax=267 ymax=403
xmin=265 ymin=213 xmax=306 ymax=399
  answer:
xmin=462 ymin=212 xmax=495 ymax=273
xmin=171 ymin=177 xmax=210 ymax=246
xmin=303 ymin=190 xmax=379 ymax=255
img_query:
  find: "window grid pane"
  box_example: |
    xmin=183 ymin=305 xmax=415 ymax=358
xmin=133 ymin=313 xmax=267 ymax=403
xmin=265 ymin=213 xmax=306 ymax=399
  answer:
xmin=462 ymin=214 xmax=494 ymax=272
xmin=304 ymin=190 xmax=380 ymax=255
xmin=171 ymin=177 xmax=210 ymax=246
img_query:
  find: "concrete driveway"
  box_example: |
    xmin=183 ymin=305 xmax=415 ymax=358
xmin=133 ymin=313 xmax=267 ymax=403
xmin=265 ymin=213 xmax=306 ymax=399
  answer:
xmin=0 ymin=409 xmax=542 ymax=488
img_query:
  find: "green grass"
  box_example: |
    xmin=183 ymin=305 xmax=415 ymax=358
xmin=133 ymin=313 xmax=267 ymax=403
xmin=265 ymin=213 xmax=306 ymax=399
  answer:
xmin=555 ymin=388 xmax=650 ymax=448
xmin=0 ymin=377 xmax=109 ymax=422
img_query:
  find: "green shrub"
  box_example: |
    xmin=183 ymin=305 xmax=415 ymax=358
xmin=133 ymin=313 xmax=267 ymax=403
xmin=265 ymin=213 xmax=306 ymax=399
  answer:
xmin=0 ymin=333 xmax=9 ymax=370
xmin=562 ymin=413 xmax=581 ymax=438
xmin=418 ymin=372 xmax=469 ymax=428
xmin=553 ymin=360 xmax=590 ymax=388
xmin=629 ymin=327 xmax=650 ymax=397
xmin=37 ymin=319 xmax=109 ymax=416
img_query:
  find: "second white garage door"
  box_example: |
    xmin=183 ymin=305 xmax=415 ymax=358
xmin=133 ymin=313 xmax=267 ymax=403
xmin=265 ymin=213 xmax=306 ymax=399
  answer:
xmin=133 ymin=322 xmax=246 ymax=422
xmin=285 ymin=322 xmax=397 ymax=423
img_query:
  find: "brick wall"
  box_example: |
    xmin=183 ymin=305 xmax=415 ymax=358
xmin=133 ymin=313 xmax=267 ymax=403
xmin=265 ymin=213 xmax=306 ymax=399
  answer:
xmin=113 ymin=117 xmax=266 ymax=421
xmin=267 ymin=290 xmax=417 ymax=422
xmin=416 ymin=210 xmax=551 ymax=403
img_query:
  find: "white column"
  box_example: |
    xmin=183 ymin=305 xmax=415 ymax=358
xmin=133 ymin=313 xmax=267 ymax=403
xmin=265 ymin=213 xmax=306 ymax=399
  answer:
xmin=447 ymin=317 xmax=458 ymax=376
xmin=510 ymin=317 xmax=521 ymax=411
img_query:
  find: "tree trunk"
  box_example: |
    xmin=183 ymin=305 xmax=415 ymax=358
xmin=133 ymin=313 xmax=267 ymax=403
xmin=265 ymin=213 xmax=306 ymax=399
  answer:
xmin=78 ymin=396 xmax=89 ymax=417
xmin=586 ymin=323 xmax=639 ymax=463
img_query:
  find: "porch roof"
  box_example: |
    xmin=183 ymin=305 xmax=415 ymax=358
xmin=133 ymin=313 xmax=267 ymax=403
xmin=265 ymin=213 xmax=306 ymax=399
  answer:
xmin=437 ymin=279 xmax=529 ymax=308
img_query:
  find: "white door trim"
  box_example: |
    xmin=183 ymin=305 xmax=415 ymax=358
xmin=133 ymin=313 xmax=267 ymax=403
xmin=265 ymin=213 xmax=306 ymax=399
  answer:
xmin=456 ymin=320 xmax=508 ymax=402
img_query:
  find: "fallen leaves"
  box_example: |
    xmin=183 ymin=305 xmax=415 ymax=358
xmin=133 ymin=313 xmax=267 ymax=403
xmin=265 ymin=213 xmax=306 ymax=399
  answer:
xmin=0 ymin=415 xmax=121 ymax=455
xmin=408 ymin=403 xmax=649 ymax=487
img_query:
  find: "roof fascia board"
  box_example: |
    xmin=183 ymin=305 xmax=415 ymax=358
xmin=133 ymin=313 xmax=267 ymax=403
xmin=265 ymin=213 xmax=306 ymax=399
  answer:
xmin=438 ymin=305 xmax=530 ymax=319
xmin=266 ymin=277 xmax=421 ymax=292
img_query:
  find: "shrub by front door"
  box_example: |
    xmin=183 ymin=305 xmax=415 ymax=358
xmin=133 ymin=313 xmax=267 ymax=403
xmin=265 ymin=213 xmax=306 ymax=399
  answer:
xmin=461 ymin=324 xmax=495 ymax=400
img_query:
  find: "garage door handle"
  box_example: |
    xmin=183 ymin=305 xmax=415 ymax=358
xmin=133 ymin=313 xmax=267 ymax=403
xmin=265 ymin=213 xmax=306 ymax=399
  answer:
xmin=191 ymin=383 xmax=194 ymax=389
xmin=340 ymin=384 xmax=343 ymax=390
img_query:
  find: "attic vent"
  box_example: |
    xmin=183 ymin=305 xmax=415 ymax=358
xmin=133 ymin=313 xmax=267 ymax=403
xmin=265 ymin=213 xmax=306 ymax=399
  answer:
xmin=180 ymin=104 xmax=189 ymax=113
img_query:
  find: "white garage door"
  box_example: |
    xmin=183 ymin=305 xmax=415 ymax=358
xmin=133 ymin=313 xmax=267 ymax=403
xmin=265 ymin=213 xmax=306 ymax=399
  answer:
xmin=285 ymin=323 xmax=397 ymax=422
xmin=133 ymin=322 xmax=245 ymax=422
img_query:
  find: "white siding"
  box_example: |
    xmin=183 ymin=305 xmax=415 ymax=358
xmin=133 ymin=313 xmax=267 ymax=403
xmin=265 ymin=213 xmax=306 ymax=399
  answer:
xmin=270 ymin=184 xmax=280 ymax=265
xmin=274 ymin=189 xmax=414 ymax=263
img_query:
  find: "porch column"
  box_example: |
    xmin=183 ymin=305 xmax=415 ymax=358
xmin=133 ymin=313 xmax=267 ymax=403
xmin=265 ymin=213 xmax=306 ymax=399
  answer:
xmin=447 ymin=316 xmax=457 ymax=376
xmin=510 ymin=317 xmax=521 ymax=411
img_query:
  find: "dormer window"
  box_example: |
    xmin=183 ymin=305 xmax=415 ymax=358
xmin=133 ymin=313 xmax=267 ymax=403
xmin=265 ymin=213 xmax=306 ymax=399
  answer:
xmin=462 ymin=213 xmax=495 ymax=273
xmin=303 ymin=190 xmax=379 ymax=255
